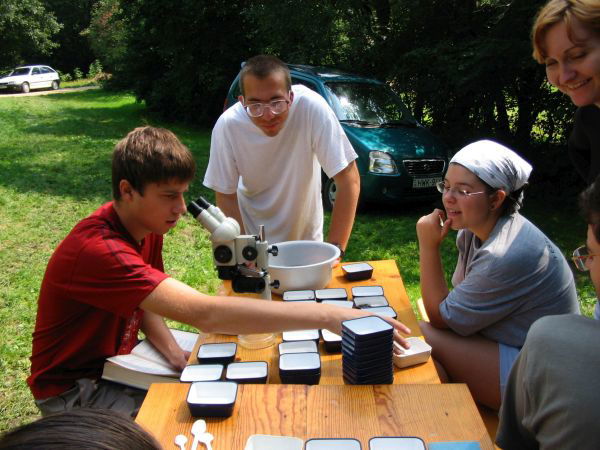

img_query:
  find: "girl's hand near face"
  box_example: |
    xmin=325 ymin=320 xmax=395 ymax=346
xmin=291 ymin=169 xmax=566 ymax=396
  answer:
xmin=416 ymin=209 xmax=453 ymax=250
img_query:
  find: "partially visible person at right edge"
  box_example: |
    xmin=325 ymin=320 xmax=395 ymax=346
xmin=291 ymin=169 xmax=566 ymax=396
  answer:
xmin=496 ymin=176 xmax=600 ymax=449
xmin=532 ymin=0 xmax=600 ymax=184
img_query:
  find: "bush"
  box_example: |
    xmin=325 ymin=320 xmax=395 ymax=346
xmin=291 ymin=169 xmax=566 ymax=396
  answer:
xmin=117 ymin=0 xmax=258 ymax=125
xmin=87 ymin=60 xmax=103 ymax=79
xmin=73 ymin=67 xmax=83 ymax=80
xmin=56 ymin=70 xmax=72 ymax=82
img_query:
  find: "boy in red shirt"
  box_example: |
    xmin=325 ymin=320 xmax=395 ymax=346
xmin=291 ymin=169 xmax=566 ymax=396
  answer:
xmin=28 ymin=126 xmax=410 ymax=416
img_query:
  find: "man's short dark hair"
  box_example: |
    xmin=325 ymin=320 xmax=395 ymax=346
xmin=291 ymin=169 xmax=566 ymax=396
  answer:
xmin=112 ymin=126 xmax=196 ymax=200
xmin=579 ymin=175 xmax=600 ymax=242
xmin=239 ymin=55 xmax=291 ymax=97
xmin=0 ymin=409 xmax=161 ymax=449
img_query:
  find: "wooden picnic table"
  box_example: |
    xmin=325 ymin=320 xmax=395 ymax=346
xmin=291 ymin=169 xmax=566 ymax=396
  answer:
xmin=188 ymin=259 xmax=440 ymax=385
xmin=135 ymin=259 xmax=495 ymax=448
xmin=136 ymin=383 xmax=494 ymax=449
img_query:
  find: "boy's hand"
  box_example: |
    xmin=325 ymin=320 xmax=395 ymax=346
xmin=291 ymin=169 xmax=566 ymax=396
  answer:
xmin=325 ymin=306 xmax=412 ymax=350
xmin=168 ymin=349 xmax=190 ymax=371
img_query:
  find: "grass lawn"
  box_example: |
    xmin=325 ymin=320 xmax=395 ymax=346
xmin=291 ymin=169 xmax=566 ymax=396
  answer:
xmin=60 ymin=78 xmax=101 ymax=89
xmin=0 ymin=89 xmax=595 ymax=432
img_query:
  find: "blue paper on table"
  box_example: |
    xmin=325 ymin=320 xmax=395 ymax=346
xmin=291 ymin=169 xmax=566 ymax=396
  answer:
xmin=428 ymin=442 xmax=481 ymax=450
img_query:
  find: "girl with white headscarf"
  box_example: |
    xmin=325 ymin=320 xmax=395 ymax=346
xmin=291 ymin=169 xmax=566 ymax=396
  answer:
xmin=416 ymin=140 xmax=579 ymax=411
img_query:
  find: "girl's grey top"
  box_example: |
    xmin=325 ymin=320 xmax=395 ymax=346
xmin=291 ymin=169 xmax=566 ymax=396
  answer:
xmin=440 ymin=213 xmax=580 ymax=347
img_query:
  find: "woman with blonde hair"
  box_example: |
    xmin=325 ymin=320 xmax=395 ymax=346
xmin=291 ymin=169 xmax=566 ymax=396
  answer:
xmin=532 ymin=0 xmax=600 ymax=184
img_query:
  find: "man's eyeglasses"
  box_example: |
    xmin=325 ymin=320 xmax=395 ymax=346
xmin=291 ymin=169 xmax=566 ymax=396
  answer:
xmin=244 ymin=99 xmax=290 ymax=118
xmin=572 ymin=245 xmax=599 ymax=271
xmin=436 ymin=181 xmax=486 ymax=198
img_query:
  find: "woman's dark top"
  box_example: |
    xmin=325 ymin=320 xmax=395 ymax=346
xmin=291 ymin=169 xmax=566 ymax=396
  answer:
xmin=569 ymin=105 xmax=600 ymax=184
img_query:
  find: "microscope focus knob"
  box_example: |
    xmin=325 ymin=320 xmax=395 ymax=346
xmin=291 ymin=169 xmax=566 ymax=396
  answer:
xmin=242 ymin=246 xmax=258 ymax=261
xmin=268 ymin=245 xmax=278 ymax=257
xmin=214 ymin=245 xmax=233 ymax=264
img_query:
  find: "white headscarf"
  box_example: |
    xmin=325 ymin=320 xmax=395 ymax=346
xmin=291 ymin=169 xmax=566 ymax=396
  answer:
xmin=450 ymin=140 xmax=532 ymax=194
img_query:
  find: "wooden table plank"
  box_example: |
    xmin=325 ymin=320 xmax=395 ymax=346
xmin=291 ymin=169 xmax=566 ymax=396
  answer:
xmin=231 ymin=384 xmax=307 ymax=449
xmin=306 ymin=385 xmax=381 ymax=440
xmin=189 ymin=260 xmax=440 ymax=385
xmin=136 ymin=383 xmax=494 ymax=449
xmin=305 ymin=385 xmax=494 ymax=448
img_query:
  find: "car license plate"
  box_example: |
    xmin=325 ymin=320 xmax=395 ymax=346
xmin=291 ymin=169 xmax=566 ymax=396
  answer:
xmin=412 ymin=177 xmax=441 ymax=189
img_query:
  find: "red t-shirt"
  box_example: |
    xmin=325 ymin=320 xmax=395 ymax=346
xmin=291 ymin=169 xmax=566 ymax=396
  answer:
xmin=28 ymin=202 xmax=169 ymax=399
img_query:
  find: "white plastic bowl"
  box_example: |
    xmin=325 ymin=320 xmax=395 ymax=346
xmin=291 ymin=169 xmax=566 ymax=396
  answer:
xmin=268 ymin=241 xmax=340 ymax=295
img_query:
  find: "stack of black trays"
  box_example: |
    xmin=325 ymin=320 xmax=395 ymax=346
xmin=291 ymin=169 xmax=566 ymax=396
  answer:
xmin=342 ymin=316 xmax=394 ymax=385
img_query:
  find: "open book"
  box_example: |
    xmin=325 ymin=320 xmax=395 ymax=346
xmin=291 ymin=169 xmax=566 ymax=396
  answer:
xmin=101 ymin=328 xmax=199 ymax=390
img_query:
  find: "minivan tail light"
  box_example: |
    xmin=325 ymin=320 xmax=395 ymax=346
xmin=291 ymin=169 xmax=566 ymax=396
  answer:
xmin=369 ymin=151 xmax=398 ymax=174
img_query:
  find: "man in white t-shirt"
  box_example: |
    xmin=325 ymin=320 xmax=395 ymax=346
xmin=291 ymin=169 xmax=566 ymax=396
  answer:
xmin=203 ymin=55 xmax=360 ymax=252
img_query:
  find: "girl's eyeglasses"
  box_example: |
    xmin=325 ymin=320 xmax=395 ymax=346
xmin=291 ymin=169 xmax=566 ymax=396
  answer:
xmin=436 ymin=181 xmax=486 ymax=198
xmin=572 ymin=245 xmax=600 ymax=272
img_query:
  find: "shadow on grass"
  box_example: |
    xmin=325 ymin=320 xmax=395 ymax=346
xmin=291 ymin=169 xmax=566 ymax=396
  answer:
xmin=0 ymin=89 xmax=215 ymax=202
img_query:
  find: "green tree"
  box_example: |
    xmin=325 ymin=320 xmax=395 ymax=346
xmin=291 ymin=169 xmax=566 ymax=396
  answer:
xmin=0 ymin=0 xmax=61 ymax=70
xmin=109 ymin=0 xmax=577 ymax=178
xmin=42 ymin=0 xmax=97 ymax=74
xmin=119 ymin=0 xmax=259 ymax=124
xmin=84 ymin=0 xmax=127 ymax=74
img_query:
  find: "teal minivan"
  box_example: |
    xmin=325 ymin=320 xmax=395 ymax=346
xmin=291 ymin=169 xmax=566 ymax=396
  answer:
xmin=224 ymin=64 xmax=449 ymax=209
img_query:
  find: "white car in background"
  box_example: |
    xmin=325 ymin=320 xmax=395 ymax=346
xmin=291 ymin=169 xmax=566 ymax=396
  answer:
xmin=0 ymin=65 xmax=60 ymax=93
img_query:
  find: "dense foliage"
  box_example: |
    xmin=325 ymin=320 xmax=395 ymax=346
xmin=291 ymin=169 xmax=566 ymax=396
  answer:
xmin=99 ymin=3 xmax=571 ymax=129
xmin=0 ymin=0 xmax=585 ymax=193
xmin=0 ymin=0 xmax=61 ymax=69
xmin=43 ymin=0 xmax=97 ymax=74
xmin=87 ymin=0 xmax=580 ymax=193
xmin=0 ymin=0 xmax=97 ymax=74
xmin=92 ymin=0 xmax=260 ymax=124
xmin=85 ymin=0 xmax=127 ymax=75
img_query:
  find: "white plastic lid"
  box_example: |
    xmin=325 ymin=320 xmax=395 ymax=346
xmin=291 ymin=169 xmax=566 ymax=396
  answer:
xmin=369 ymin=437 xmax=426 ymax=450
xmin=305 ymin=439 xmax=361 ymax=450
xmin=279 ymin=340 xmax=319 ymax=355
xmin=321 ymin=329 xmax=342 ymax=342
xmin=343 ymin=316 xmax=393 ymax=336
xmin=198 ymin=342 xmax=237 ymax=358
xmin=352 ymin=285 xmax=384 ymax=297
xmin=283 ymin=290 xmax=316 ymax=301
xmin=187 ymin=381 xmax=237 ymax=404
xmin=279 ymin=352 xmax=321 ymax=371
xmin=282 ymin=329 xmax=320 ymax=342
xmin=180 ymin=364 xmax=223 ymax=382
xmin=226 ymin=361 xmax=268 ymax=379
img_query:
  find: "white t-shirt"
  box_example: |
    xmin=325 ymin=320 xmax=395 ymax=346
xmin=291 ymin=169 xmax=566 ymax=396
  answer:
xmin=203 ymin=85 xmax=357 ymax=244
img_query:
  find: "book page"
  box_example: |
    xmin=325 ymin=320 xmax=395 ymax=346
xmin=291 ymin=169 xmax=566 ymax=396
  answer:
xmin=129 ymin=340 xmax=171 ymax=368
xmin=130 ymin=329 xmax=199 ymax=369
xmin=105 ymin=354 xmax=180 ymax=376
xmin=169 ymin=329 xmax=199 ymax=352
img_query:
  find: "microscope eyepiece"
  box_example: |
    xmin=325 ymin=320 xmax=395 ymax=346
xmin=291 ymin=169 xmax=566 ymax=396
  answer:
xmin=186 ymin=201 xmax=203 ymax=218
xmin=194 ymin=197 xmax=212 ymax=209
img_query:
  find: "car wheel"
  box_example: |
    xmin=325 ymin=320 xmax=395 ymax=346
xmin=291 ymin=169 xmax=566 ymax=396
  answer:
xmin=323 ymin=177 xmax=336 ymax=211
xmin=21 ymin=82 xmax=30 ymax=93
xmin=51 ymin=80 xmax=59 ymax=90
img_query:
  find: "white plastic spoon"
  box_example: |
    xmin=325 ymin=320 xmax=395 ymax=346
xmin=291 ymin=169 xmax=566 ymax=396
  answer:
xmin=190 ymin=419 xmax=207 ymax=450
xmin=198 ymin=431 xmax=214 ymax=450
xmin=175 ymin=434 xmax=188 ymax=450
